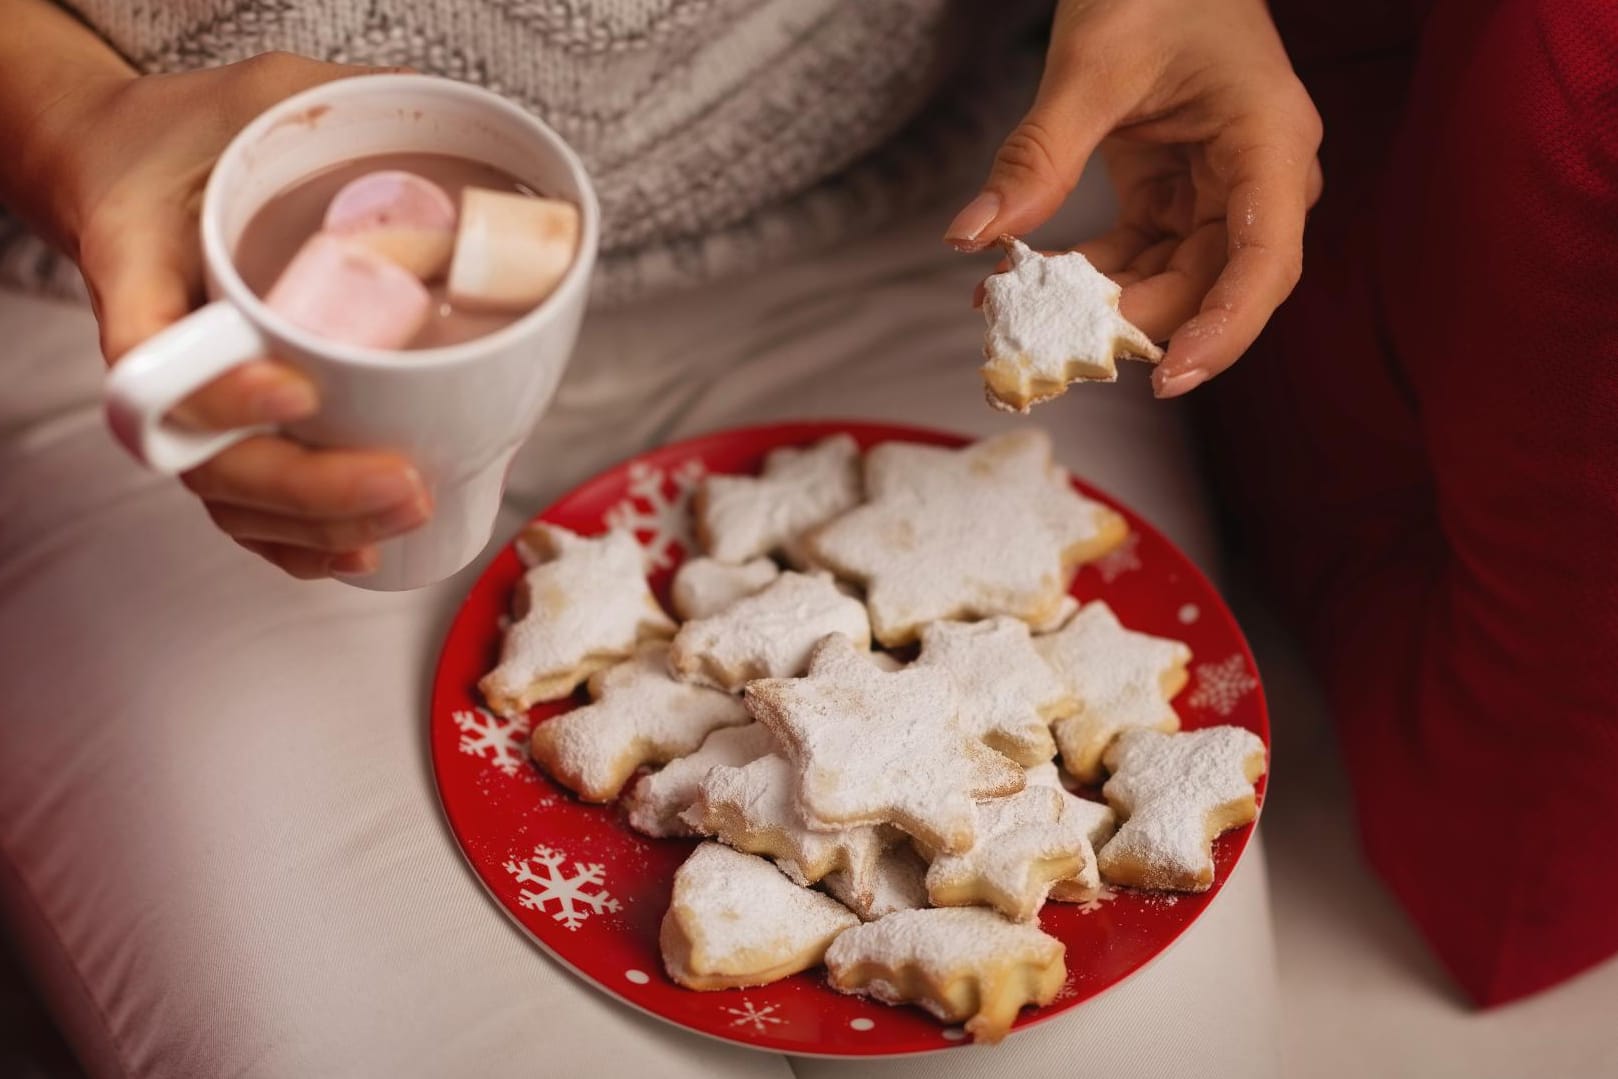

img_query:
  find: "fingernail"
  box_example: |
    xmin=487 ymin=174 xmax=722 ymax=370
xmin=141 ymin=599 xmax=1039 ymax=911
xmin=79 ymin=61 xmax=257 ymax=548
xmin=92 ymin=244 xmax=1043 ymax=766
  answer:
xmin=354 ymin=468 xmax=422 ymax=512
xmin=331 ymin=548 xmax=379 ymax=577
xmin=945 ymin=192 xmax=1001 ymax=250
xmin=375 ymin=495 xmax=431 ymax=537
xmin=253 ymin=381 xmax=319 ymax=423
xmin=1153 ymin=367 xmax=1209 ymax=399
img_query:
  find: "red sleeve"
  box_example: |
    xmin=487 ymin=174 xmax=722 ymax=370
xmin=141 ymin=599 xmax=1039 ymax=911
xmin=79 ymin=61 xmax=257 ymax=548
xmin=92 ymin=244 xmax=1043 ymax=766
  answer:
xmin=1207 ymin=0 xmax=1618 ymax=1005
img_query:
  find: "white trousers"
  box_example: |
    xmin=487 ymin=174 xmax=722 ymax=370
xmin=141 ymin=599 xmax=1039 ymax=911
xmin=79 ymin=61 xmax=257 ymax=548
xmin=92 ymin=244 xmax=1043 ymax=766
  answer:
xmin=0 ymin=191 xmax=1281 ymax=1078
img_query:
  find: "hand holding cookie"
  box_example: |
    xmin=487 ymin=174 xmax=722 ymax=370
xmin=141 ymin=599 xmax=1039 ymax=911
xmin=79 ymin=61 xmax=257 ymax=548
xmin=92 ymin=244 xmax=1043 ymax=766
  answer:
xmin=948 ymin=0 xmax=1323 ymax=398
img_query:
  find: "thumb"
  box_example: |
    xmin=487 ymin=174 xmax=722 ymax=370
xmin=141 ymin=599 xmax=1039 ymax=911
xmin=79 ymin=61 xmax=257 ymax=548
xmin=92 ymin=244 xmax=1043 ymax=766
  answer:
xmin=945 ymin=44 xmax=1119 ymax=251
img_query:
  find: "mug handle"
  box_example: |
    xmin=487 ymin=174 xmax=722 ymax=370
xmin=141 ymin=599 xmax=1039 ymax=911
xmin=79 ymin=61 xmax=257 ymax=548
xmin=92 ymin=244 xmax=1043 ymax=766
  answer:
xmin=103 ymin=301 xmax=277 ymax=475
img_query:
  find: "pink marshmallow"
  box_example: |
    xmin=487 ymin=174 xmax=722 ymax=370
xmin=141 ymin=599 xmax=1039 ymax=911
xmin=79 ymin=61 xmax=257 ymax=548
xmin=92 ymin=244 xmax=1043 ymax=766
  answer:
xmin=323 ymin=170 xmax=457 ymax=280
xmin=447 ymin=189 xmax=579 ymax=313
xmin=265 ymin=233 xmax=431 ymax=350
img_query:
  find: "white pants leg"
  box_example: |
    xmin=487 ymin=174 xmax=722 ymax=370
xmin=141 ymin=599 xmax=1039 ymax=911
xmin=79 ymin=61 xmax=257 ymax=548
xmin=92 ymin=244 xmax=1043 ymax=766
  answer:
xmin=0 ymin=186 xmax=1278 ymax=1079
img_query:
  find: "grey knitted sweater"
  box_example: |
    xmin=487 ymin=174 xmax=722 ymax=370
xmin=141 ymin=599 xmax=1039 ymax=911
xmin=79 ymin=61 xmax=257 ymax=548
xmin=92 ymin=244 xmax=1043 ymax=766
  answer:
xmin=3 ymin=0 xmax=1046 ymax=305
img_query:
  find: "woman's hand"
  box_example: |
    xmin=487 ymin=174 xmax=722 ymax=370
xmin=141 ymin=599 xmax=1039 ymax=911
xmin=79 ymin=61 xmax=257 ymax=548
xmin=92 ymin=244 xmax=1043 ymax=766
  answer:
xmin=948 ymin=0 xmax=1323 ymax=398
xmin=39 ymin=52 xmax=428 ymax=578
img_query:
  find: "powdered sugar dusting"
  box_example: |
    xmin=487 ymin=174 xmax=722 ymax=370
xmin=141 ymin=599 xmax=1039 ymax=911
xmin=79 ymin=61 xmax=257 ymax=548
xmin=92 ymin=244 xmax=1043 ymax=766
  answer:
xmin=746 ymin=635 xmax=1026 ymax=854
xmin=925 ymin=785 xmax=1090 ymax=921
xmin=530 ymin=642 xmax=749 ymax=801
xmin=915 ymin=617 xmax=1067 ymax=765
xmin=1098 ymin=726 xmax=1267 ymax=890
xmin=807 ymin=430 xmax=1123 ymax=646
xmin=698 ymin=434 xmax=862 ymax=564
xmin=623 ymin=723 xmax=777 ymax=837
xmin=669 ymin=572 xmax=871 ymax=691
xmin=670 ymin=557 xmax=780 ymax=621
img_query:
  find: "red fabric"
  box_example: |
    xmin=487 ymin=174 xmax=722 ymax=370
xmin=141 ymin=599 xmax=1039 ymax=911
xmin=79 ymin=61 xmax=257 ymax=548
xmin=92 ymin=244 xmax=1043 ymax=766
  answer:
xmin=1208 ymin=0 xmax=1618 ymax=1006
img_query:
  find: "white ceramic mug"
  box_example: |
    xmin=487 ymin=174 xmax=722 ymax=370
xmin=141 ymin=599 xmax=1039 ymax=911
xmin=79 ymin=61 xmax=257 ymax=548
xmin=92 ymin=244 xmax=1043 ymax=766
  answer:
xmin=103 ymin=75 xmax=599 ymax=591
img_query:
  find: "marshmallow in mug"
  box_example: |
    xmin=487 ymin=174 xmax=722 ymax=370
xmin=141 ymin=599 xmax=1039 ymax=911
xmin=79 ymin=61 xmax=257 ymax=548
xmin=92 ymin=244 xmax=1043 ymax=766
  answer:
xmin=266 ymin=170 xmax=581 ymax=350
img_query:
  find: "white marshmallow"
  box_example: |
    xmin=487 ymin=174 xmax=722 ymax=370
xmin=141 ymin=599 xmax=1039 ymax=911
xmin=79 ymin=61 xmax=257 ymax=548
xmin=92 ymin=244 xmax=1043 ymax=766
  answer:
xmin=323 ymin=170 xmax=457 ymax=281
xmin=265 ymin=234 xmax=430 ymax=350
xmin=446 ymin=189 xmax=579 ymax=313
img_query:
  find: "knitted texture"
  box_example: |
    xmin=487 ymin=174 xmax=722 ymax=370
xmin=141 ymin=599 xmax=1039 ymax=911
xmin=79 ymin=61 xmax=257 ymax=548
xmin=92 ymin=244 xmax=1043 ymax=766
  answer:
xmin=5 ymin=0 xmax=1043 ymax=305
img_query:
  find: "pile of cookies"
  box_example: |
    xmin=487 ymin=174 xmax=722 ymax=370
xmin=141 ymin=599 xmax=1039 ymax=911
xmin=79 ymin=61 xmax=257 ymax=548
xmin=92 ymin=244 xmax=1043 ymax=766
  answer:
xmin=479 ymin=429 xmax=1268 ymax=1044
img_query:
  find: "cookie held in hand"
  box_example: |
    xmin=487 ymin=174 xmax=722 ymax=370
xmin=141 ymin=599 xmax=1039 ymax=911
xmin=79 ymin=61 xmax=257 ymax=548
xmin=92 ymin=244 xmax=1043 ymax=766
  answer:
xmin=980 ymin=237 xmax=1162 ymax=413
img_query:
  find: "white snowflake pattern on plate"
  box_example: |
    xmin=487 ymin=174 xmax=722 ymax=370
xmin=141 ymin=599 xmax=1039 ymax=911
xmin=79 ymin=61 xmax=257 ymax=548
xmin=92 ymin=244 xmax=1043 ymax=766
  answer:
xmin=1186 ymin=654 xmax=1259 ymax=717
xmin=1090 ymin=531 xmax=1141 ymax=583
xmin=1076 ymin=883 xmax=1118 ymax=914
xmin=453 ymin=707 xmax=530 ymax=777
xmin=724 ymin=998 xmax=785 ymax=1032
xmin=504 ymin=846 xmax=622 ymax=931
xmin=604 ymin=459 xmax=707 ymax=570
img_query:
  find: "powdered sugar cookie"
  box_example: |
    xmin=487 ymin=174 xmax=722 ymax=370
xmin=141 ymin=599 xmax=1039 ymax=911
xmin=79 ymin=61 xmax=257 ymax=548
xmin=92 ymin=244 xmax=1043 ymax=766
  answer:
xmin=1098 ymin=726 xmax=1268 ymax=892
xmin=661 ymin=843 xmax=858 ymax=991
xmin=1035 ymin=600 xmax=1192 ymax=784
xmin=480 ymin=525 xmax=675 ymax=717
xmin=1027 ymin=594 xmax=1080 ymax=634
xmin=824 ymin=907 xmax=1065 ymax=1044
xmin=682 ymin=752 xmax=886 ymax=905
xmin=622 ymin=723 xmax=777 ymax=838
xmin=667 ymin=571 xmax=870 ymax=692
xmin=529 ymin=643 xmax=749 ymax=802
xmin=1025 ymin=761 xmax=1116 ymax=902
xmin=823 ymin=838 xmax=930 ymax=922
xmin=805 ymin=430 xmax=1126 ymax=646
xmin=745 ymin=634 xmax=1025 ymax=854
xmin=669 ymin=557 xmax=780 ymax=621
xmin=695 ymin=434 xmax=862 ymax=565
xmin=981 ymin=237 xmax=1163 ymax=413
xmin=922 ymin=786 xmax=1089 ymax=922
xmin=915 ymin=617 xmax=1070 ymax=766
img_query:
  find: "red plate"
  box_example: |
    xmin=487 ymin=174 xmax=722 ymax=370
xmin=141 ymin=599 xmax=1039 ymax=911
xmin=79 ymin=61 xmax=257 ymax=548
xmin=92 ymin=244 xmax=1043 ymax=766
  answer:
xmin=431 ymin=420 xmax=1268 ymax=1058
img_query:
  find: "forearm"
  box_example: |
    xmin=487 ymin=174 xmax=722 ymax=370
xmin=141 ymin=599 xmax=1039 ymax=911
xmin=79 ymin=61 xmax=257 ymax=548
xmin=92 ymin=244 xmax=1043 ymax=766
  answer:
xmin=0 ymin=0 xmax=135 ymax=252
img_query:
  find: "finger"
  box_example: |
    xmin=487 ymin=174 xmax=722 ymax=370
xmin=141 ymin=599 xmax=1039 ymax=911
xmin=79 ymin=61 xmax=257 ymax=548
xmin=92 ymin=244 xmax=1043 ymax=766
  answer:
xmin=1154 ymin=101 xmax=1320 ymax=396
xmin=182 ymin=436 xmax=427 ymax=518
xmin=81 ymin=202 xmax=202 ymax=364
xmin=1117 ymin=222 xmax=1226 ymax=342
xmin=1068 ymin=223 xmax=1157 ymax=276
xmin=173 ymin=359 xmax=319 ymax=430
xmin=1119 ymin=235 xmax=1179 ymax=282
xmin=236 ymin=539 xmax=380 ymax=580
xmin=945 ymin=40 xmax=1123 ymax=250
xmin=205 ymin=498 xmax=429 ymax=552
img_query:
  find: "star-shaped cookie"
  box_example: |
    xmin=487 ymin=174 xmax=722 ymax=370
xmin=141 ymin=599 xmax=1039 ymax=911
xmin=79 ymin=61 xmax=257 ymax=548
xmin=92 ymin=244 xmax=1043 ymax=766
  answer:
xmin=529 ymin=642 xmax=750 ymax=802
xmin=744 ymin=634 xmax=1025 ymax=854
xmin=915 ymin=617 xmax=1072 ymax=765
xmin=923 ymin=785 xmax=1090 ymax=922
xmin=683 ymin=752 xmax=886 ymax=905
xmin=669 ymin=556 xmax=780 ymax=621
xmin=824 ymin=907 xmax=1066 ymax=1044
xmin=479 ymin=525 xmax=676 ymax=717
xmin=823 ymin=839 xmax=930 ymax=922
xmin=661 ymin=843 xmax=858 ymax=991
xmin=622 ymin=722 xmax=777 ymax=838
xmin=1034 ymin=601 xmax=1192 ymax=784
xmin=695 ymin=434 xmax=862 ymax=565
xmin=805 ymin=430 xmax=1127 ymax=646
xmin=981 ymin=237 xmax=1164 ymax=413
xmin=1025 ymin=761 xmax=1116 ymax=902
xmin=1098 ymin=726 xmax=1267 ymax=892
xmin=668 ymin=571 xmax=871 ymax=692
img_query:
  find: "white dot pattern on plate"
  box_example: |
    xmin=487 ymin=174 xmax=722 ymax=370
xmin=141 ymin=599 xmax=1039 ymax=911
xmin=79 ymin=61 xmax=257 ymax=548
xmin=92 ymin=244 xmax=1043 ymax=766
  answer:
xmin=942 ymin=1027 xmax=967 ymax=1041
xmin=624 ymin=969 xmax=650 ymax=984
xmin=1178 ymin=603 xmax=1200 ymax=624
xmin=849 ymin=1017 xmax=875 ymax=1032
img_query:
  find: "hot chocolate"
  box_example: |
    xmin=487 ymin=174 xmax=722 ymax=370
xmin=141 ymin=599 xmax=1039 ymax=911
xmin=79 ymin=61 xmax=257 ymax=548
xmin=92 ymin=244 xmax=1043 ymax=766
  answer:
xmin=235 ymin=153 xmax=565 ymax=349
